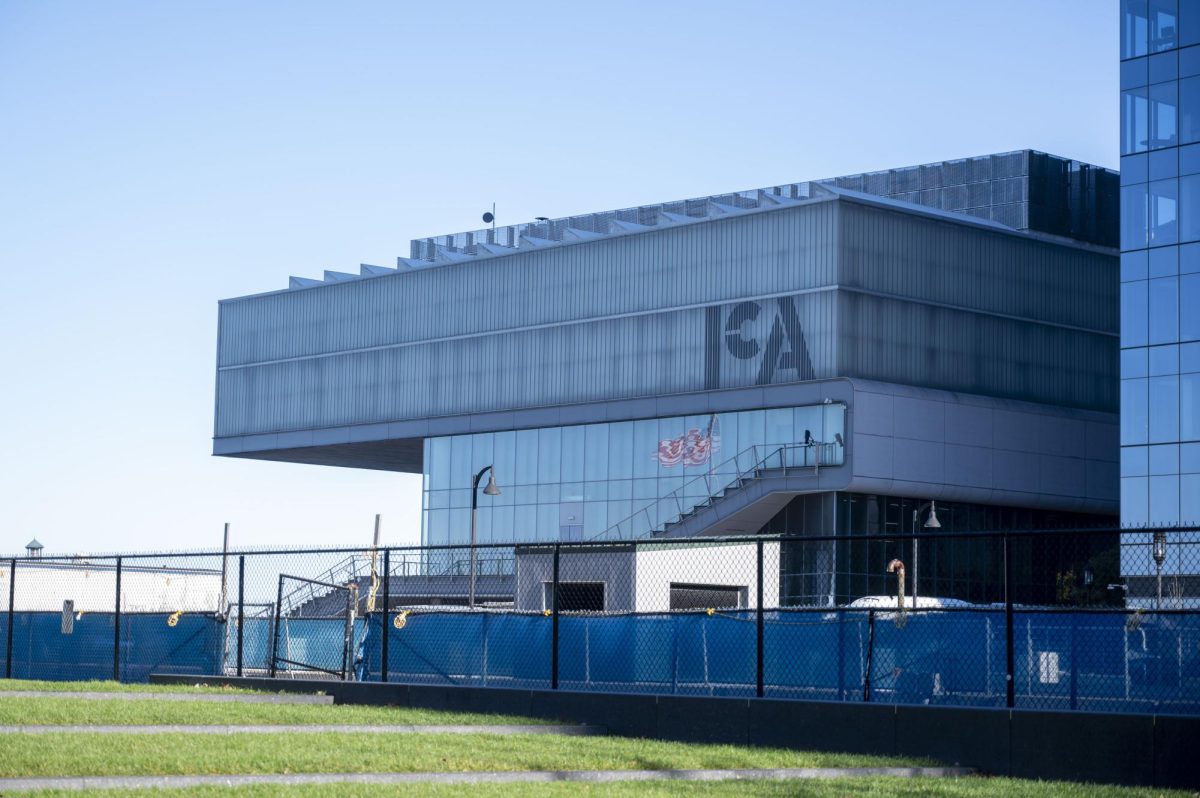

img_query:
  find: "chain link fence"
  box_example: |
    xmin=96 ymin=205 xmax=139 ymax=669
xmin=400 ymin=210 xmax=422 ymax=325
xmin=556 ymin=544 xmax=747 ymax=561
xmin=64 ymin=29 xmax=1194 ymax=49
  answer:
xmin=2 ymin=527 xmax=1198 ymax=713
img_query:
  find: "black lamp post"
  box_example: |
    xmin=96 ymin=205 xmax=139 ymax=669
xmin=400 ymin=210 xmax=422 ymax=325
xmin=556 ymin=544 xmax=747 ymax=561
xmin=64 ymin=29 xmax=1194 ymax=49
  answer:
xmin=469 ymin=464 xmax=501 ymax=608
xmin=911 ymin=501 xmax=941 ymax=608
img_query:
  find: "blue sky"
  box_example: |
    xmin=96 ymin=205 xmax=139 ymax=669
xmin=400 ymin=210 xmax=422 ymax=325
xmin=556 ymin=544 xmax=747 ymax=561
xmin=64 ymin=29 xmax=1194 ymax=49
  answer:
xmin=0 ymin=1 xmax=1117 ymax=555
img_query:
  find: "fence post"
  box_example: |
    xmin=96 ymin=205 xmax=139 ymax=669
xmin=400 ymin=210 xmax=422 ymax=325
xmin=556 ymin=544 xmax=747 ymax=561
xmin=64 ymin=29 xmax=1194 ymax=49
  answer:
xmin=1069 ymin=611 xmax=1078 ymax=711
xmin=1004 ymin=533 xmax=1015 ymax=709
xmin=113 ymin=557 xmax=122 ymax=682
xmin=270 ymin=577 xmax=283 ymax=679
xmin=756 ymin=538 xmax=764 ymax=698
xmin=551 ymin=543 xmax=560 ymax=690
xmin=381 ymin=548 xmax=390 ymax=683
xmin=236 ymin=556 xmax=245 ymax=678
xmin=863 ymin=610 xmax=875 ymax=702
xmin=5 ymin=559 xmax=15 ymax=679
xmin=341 ymin=587 xmax=353 ymax=681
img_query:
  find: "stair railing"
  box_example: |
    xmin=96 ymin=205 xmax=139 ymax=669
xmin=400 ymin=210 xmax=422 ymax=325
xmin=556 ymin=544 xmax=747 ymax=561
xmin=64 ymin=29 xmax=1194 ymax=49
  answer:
xmin=588 ymin=441 xmax=837 ymax=541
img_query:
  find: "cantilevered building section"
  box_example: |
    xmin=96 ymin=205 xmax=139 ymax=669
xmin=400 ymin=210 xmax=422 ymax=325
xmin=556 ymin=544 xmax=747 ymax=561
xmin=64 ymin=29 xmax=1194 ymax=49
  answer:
xmin=215 ymin=150 xmax=1119 ymax=600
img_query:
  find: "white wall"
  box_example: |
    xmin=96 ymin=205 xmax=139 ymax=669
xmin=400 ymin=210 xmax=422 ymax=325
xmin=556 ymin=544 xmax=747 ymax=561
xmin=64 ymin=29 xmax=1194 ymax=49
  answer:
xmin=0 ymin=563 xmax=223 ymax=613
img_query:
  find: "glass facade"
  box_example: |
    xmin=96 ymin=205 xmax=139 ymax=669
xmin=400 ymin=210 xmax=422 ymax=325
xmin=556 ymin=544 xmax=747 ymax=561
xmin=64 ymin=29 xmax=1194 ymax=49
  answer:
xmin=422 ymin=403 xmax=846 ymax=546
xmin=760 ymin=493 xmax=1117 ymax=606
xmin=1122 ymin=0 xmax=1200 ymax=527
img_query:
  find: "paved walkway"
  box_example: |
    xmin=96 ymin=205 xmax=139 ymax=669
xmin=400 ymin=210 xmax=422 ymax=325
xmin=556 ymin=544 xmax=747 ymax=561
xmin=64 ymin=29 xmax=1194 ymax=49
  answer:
xmin=0 ymin=723 xmax=604 ymax=736
xmin=0 ymin=691 xmax=331 ymax=704
xmin=0 ymin=766 xmax=975 ymax=792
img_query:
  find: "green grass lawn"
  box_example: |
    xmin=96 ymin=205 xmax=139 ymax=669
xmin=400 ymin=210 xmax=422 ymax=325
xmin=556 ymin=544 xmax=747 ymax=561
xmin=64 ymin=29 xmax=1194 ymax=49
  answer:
xmin=0 ymin=732 xmax=926 ymax=777
xmin=15 ymin=779 xmax=1198 ymax=798
xmin=0 ymin=695 xmax=552 ymax=726
xmin=0 ymin=679 xmax=271 ymax=694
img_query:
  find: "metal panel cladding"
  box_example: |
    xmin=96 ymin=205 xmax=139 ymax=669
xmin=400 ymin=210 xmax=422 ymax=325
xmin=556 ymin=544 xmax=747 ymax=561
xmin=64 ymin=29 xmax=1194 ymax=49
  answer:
xmin=216 ymin=202 xmax=839 ymax=437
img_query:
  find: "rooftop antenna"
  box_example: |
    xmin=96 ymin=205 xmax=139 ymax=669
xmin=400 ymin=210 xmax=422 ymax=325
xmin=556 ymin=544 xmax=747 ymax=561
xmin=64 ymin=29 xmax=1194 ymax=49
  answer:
xmin=482 ymin=204 xmax=495 ymax=231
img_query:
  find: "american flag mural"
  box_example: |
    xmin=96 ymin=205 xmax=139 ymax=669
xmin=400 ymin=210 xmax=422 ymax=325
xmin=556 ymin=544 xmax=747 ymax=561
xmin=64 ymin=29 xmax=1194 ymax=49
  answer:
xmin=656 ymin=414 xmax=721 ymax=468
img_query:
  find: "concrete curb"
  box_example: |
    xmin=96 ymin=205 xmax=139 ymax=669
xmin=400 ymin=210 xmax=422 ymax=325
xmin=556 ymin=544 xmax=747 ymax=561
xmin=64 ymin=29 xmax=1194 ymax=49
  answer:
xmin=0 ymin=691 xmax=331 ymax=704
xmin=0 ymin=724 xmax=604 ymax=736
xmin=0 ymin=767 xmax=975 ymax=792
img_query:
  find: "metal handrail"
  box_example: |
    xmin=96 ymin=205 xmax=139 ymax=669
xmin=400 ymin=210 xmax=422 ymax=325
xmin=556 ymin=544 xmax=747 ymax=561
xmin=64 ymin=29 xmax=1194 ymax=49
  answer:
xmin=589 ymin=442 xmax=837 ymax=542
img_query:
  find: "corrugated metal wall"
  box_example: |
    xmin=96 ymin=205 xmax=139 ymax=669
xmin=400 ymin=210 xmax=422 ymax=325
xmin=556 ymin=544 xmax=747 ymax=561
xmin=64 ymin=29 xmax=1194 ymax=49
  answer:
xmin=836 ymin=203 xmax=1117 ymax=411
xmin=217 ymin=203 xmax=839 ymax=368
xmin=215 ymin=196 xmax=1118 ymax=439
xmin=215 ymin=291 xmax=840 ymax=437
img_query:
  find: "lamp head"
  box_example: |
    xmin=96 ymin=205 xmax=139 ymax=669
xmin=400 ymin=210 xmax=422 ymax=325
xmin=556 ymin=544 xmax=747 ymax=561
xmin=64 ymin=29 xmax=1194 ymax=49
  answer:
xmin=482 ymin=473 xmax=501 ymax=496
xmin=924 ymin=501 xmax=941 ymax=529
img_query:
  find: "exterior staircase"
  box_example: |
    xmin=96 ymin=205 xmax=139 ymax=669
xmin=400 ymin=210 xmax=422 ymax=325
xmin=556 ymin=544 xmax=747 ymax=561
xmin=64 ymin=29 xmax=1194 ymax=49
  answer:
xmin=591 ymin=442 xmax=843 ymax=541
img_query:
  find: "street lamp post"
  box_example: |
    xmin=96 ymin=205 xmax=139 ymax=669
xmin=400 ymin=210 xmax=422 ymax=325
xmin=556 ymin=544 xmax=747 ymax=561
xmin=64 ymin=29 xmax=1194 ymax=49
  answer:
xmin=469 ymin=465 xmax=501 ymax=609
xmin=911 ymin=501 xmax=941 ymax=608
xmin=1152 ymin=530 xmax=1168 ymax=611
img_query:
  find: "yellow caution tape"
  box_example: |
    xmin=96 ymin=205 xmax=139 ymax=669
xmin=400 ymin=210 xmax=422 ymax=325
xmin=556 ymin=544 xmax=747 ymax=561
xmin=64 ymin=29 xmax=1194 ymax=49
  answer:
xmin=706 ymin=608 xmax=715 ymax=616
xmin=393 ymin=610 xmax=409 ymax=630
xmin=167 ymin=610 xmax=183 ymax=627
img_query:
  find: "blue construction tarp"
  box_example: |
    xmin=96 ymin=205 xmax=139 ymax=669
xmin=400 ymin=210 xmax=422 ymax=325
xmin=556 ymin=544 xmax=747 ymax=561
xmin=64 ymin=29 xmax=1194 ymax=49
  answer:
xmin=356 ymin=609 xmax=1200 ymax=715
xmin=4 ymin=612 xmax=223 ymax=682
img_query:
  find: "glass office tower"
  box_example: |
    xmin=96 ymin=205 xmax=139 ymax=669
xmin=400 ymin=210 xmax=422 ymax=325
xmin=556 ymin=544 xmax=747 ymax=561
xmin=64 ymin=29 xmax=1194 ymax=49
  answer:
xmin=1120 ymin=0 xmax=1200 ymax=528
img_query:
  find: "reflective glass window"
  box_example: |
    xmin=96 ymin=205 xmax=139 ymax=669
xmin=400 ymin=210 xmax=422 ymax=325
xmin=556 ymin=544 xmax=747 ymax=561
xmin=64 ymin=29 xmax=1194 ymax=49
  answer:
xmin=1182 ymin=441 xmax=1200 ymax=470
xmin=1122 ymin=476 xmax=1150 ymax=527
xmin=1122 ymin=280 xmax=1150 ymax=347
xmin=1181 ymin=242 xmax=1200 ymax=272
xmin=1123 ymin=346 xmax=1150 ymax=378
xmin=1123 ymin=183 xmax=1150 ymax=248
xmin=1123 ymin=251 xmax=1150 ymax=282
xmin=1124 ymin=0 xmax=1151 ymax=58
xmin=1150 ymin=179 xmax=1179 ymax=245
xmin=1186 ymin=0 xmax=1200 ymax=46
xmin=1181 ymin=174 xmax=1200 ymax=241
xmin=1182 ymin=144 xmax=1200 ymax=175
xmin=1122 ymin=378 xmax=1151 ymax=445
xmin=1151 ymin=0 xmax=1180 ymax=51
xmin=1150 ymin=443 xmax=1180 ymax=473
xmin=560 ymin=426 xmax=584 ymax=482
xmin=1182 ymin=76 xmax=1200 ymax=143
xmin=1124 ymin=56 xmax=1151 ymax=90
xmin=583 ymin=423 xmax=608 ymax=482
xmin=1183 ymin=372 xmax=1200 ymax=439
xmin=1150 ymin=82 xmax=1179 ymax=149
xmin=1150 ymin=344 xmax=1180 ymax=374
xmin=1183 ymin=44 xmax=1200 ymax=75
xmin=1149 ymin=277 xmax=1179 ymax=343
xmin=1124 ymin=445 xmax=1151 ymax=476
xmin=1149 ymin=475 xmax=1180 ymax=524
xmin=1183 ymin=474 xmax=1200 ymax=522
xmin=1149 ymin=374 xmax=1180 ymax=442
xmin=1183 ymin=274 xmax=1200 ymax=340
xmin=515 ymin=429 xmax=538 ymax=484
xmin=1182 ymin=341 xmax=1200 ymax=371
xmin=1150 ymin=245 xmax=1178 ymax=276
xmin=1151 ymin=50 xmax=1179 ymax=84
xmin=1123 ymin=88 xmax=1150 ymax=154
xmin=537 ymin=427 xmax=561 ymax=484
xmin=1150 ymin=148 xmax=1179 ymax=181
xmin=1123 ymin=153 xmax=1150 ymax=185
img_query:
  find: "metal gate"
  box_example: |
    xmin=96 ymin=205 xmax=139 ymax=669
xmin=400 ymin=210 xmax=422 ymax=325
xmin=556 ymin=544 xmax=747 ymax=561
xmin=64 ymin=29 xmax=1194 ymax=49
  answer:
xmin=269 ymin=574 xmax=357 ymax=680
